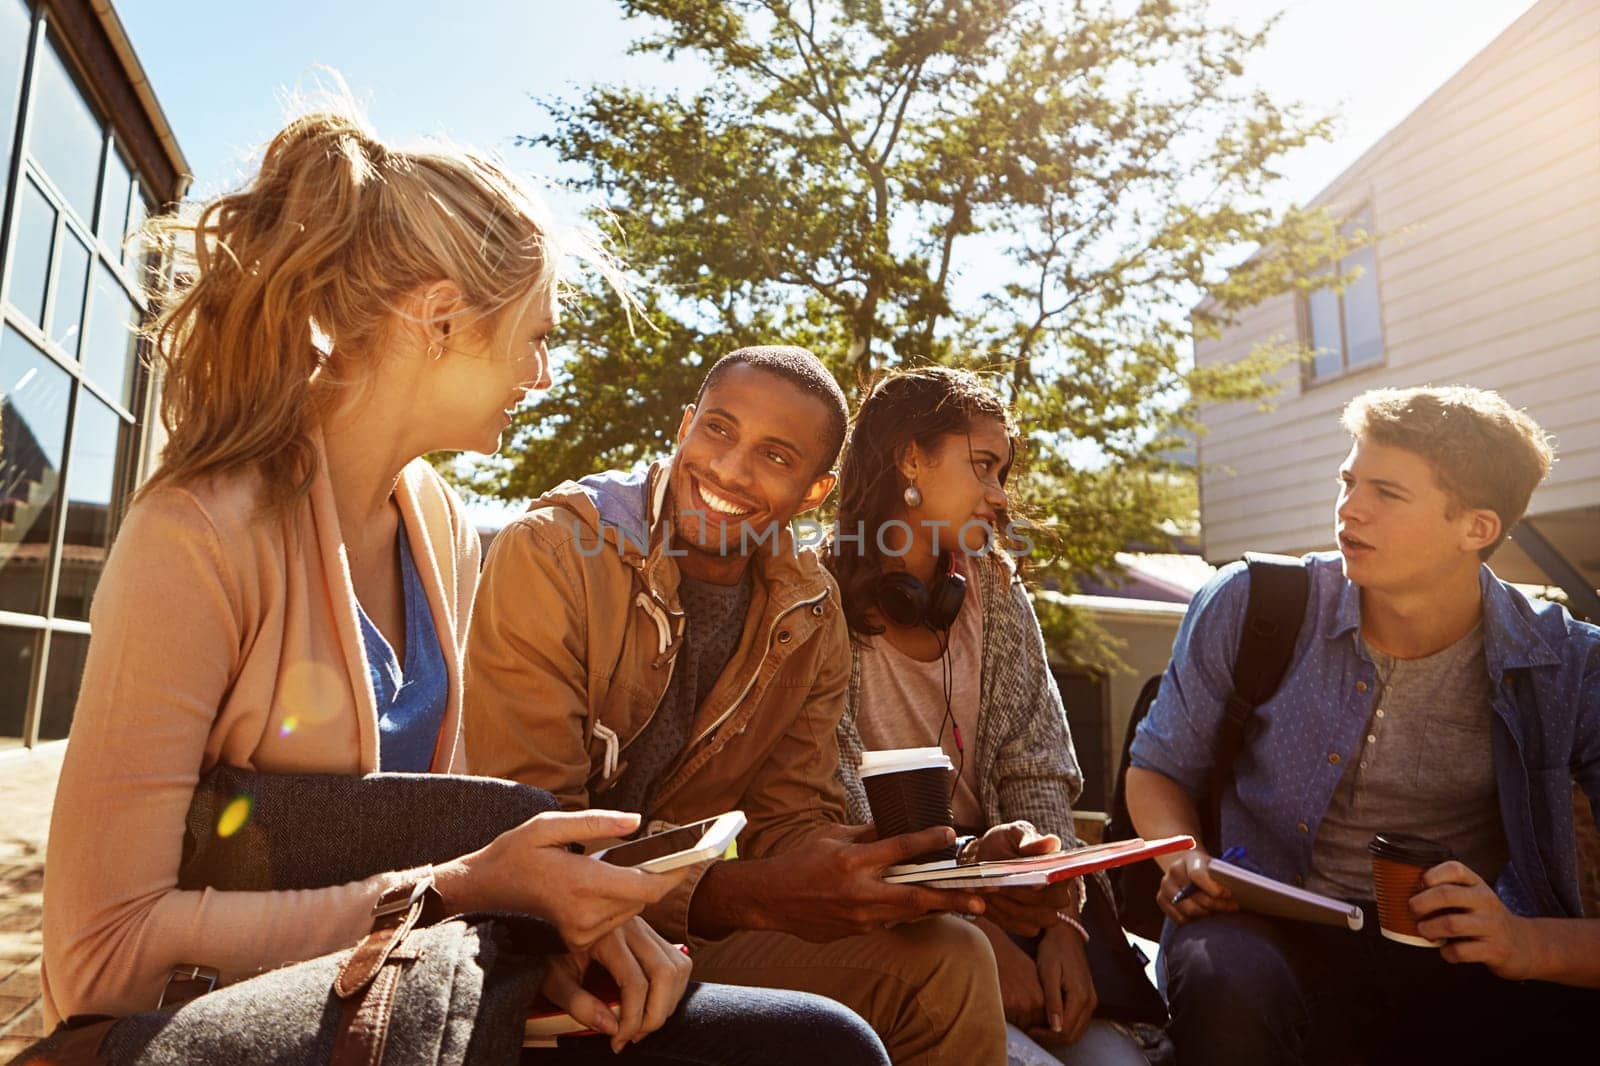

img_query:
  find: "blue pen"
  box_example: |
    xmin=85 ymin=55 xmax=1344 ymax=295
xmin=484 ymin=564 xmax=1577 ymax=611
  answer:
xmin=1171 ymin=844 xmax=1246 ymax=906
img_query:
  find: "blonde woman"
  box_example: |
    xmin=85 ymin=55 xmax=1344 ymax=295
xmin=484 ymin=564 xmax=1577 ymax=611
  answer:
xmin=40 ymin=109 xmax=884 ymax=1064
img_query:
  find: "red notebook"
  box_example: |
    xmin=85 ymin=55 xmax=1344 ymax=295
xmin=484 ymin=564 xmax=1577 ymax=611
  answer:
xmin=883 ymin=835 xmax=1195 ymax=888
xmin=524 ymin=945 xmax=691 ymax=1047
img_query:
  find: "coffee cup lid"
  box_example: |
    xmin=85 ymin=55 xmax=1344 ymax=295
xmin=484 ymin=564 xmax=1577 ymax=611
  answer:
xmin=859 ymin=747 xmax=954 ymax=778
xmin=1368 ymin=832 xmax=1453 ymax=866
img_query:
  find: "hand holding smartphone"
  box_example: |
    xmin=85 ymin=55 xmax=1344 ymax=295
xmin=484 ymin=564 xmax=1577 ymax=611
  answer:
xmin=592 ymin=811 xmax=746 ymax=873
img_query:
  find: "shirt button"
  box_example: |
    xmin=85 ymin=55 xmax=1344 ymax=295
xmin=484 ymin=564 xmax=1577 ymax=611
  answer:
xmin=811 ymin=603 xmax=825 ymax=616
xmin=1355 ymin=681 xmax=1369 ymax=693
xmin=1298 ymin=822 xmax=1309 ymax=834
xmin=777 ymin=630 xmax=793 ymax=644
xmin=1328 ymin=753 xmax=1341 ymax=765
xmin=1376 ymin=708 xmax=1386 ymax=718
xmin=1366 ymin=734 xmax=1377 ymax=744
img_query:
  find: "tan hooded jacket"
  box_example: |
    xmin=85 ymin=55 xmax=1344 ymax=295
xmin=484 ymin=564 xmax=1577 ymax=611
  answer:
xmin=464 ymin=459 xmax=851 ymax=942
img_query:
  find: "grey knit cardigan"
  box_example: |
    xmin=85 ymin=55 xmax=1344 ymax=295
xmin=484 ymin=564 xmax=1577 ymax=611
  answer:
xmin=835 ymin=550 xmax=1091 ymax=852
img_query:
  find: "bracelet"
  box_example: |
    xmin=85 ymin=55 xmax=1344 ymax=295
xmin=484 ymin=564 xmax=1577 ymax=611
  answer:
xmin=1056 ymin=910 xmax=1091 ymax=944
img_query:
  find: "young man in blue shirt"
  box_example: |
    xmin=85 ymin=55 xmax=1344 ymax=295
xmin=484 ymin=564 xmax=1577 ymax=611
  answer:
xmin=1126 ymin=386 xmax=1600 ymax=1063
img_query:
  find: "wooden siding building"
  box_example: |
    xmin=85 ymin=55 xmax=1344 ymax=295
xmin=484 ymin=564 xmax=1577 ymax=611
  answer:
xmin=1193 ymin=0 xmax=1599 ymax=603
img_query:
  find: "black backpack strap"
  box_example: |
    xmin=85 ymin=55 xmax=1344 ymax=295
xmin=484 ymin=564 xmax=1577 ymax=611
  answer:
xmin=1201 ymin=552 xmax=1309 ymax=847
xmin=1106 ymin=673 xmax=1172 ymax=940
xmin=1110 ymin=675 xmax=1164 ymax=826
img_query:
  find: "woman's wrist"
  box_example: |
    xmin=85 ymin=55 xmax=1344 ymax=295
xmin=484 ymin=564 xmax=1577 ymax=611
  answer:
xmin=431 ymin=853 xmax=483 ymax=915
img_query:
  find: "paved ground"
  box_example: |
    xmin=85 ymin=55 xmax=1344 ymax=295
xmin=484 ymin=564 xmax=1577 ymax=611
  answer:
xmin=0 ymin=743 xmax=60 ymax=1061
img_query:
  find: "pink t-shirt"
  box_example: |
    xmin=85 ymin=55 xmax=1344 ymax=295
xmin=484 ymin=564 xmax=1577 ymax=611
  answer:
xmin=855 ymin=559 xmax=985 ymax=831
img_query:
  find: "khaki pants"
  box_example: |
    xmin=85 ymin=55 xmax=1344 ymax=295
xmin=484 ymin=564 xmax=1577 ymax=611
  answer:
xmin=690 ymin=916 xmax=1006 ymax=1065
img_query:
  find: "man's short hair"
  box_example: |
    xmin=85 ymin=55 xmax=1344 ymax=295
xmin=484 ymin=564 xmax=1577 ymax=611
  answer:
xmin=695 ymin=345 xmax=849 ymax=473
xmin=1340 ymin=386 xmax=1554 ymax=559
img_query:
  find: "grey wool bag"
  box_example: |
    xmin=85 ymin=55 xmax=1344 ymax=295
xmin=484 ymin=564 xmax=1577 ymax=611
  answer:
xmin=18 ymin=767 xmax=567 ymax=1066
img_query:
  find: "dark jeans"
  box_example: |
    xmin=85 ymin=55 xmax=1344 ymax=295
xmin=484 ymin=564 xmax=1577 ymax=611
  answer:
xmin=1159 ymin=906 xmax=1598 ymax=1066
xmin=524 ymin=981 xmax=889 ymax=1066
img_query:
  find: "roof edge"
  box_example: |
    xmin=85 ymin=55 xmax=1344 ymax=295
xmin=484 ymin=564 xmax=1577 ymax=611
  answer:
xmin=85 ymin=0 xmax=190 ymax=198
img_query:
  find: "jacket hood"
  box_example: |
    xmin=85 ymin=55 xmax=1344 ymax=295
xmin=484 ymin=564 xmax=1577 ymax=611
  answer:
xmin=530 ymin=458 xmax=835 ymax=604
xmin=534 ymin=461 xmax=671 ymax=564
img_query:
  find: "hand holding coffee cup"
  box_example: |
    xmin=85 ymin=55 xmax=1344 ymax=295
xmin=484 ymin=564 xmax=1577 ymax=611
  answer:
xmin=859 ymin=747 xmax=959 ymax=864
xmin=1369 ymin=832 xmax=1453 ymax=946
xmin=1408 ymin=860 xmax=1541 ymax=980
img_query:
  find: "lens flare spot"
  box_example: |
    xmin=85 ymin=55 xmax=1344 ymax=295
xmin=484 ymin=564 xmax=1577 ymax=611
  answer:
xmin=280 ymin=662 xmax=347 ymax=726
xmin=278 ymin=714 xmax=300 ymax=738
xmin=216 ymin=795 xmax=253 ymax=839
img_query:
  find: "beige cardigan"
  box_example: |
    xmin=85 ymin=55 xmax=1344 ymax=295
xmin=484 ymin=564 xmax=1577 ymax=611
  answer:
xmin=41 ymin=436 xmax=480 ymax=1025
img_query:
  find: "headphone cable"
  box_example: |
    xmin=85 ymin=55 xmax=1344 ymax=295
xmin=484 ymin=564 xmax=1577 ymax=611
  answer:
xmin=934 ymin=626 xmax=965 ymax=800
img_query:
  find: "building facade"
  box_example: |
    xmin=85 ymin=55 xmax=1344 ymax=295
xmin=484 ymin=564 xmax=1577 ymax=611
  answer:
xmin=0 ymin=0 xmax=186 ymax=752
xmin=1193 ymin=0 xmax=1599 ymax=611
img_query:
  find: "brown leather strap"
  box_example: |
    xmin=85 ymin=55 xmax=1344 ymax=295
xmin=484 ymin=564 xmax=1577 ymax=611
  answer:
xmin=334 ymin=877 xmax=431 ymax=999
xmin=328 ymin=872 xmax=437 ymax=1066
xmin=22 ymin=1017 xmax=121 ymax=1066
xmin=331 ymin=955 xmax=405 ymax=1066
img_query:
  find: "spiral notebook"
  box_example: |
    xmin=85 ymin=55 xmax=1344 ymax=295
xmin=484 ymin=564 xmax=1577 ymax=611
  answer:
xmin=1208 ymin=859 xmax=1365 ymax=931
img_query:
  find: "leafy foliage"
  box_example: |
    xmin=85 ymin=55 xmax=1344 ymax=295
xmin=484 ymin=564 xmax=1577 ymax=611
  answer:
xmin=464 ymin=0 xmax=1366 ymax=665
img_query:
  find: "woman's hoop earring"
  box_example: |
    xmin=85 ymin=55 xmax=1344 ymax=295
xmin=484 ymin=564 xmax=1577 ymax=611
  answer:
xmin=903 ymin=483 xmax=922 ymax=508
xmin=428 ymin=341 xmax=444 ymax=360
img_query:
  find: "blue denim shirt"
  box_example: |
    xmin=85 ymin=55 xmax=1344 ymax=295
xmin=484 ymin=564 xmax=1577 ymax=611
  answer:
xmin=1130 ymin=551 xmax=1600 ymax=919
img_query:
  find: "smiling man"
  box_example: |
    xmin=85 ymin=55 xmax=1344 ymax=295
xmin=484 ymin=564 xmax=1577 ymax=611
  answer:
xmin=1124 ymin=386 xmax=1600 ymax=1063
xmin=465 ymin=346 xmax=1004 ymax=1064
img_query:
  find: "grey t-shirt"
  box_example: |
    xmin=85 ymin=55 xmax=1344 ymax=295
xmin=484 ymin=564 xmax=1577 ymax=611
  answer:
xmin=604 ymin=572 xmax=753 ymax=816
xmin=1306 ymin=624 xmax=1509 ymax=900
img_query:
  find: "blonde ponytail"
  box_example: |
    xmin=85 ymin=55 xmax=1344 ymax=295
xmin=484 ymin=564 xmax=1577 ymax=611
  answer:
xmin=140 ymin=107 xmax=599 ymax=510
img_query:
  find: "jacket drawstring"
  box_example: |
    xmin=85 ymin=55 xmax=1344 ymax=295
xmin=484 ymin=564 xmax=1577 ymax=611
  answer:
xmin=636 ymin=592 xmax=685 ymax=668
xmin=593 ymin=722 xmax=620 ymax=781
xmin=636 ymin=592 xmax=672 ymax=655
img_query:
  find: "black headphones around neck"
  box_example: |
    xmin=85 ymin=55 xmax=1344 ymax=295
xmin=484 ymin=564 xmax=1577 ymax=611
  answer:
xmin=875 ymin=553 xmax=967 ymax=631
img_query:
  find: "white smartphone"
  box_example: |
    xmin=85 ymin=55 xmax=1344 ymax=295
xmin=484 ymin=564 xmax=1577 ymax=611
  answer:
xmin=592 ymin=811 xmax=747 ymax=873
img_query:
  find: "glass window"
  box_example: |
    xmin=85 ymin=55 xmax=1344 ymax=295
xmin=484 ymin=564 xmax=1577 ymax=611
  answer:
xmin=1341 ymin=245 xmax=1382 ymax=366
xmin=53 ymin=394 xmax=132 ymax=620
xmin=97 ymin=149 xmax=134 ymax=254
xmin=49 ymin=227 xmax=91 ymax=356
xmin=0 ymin=626 xmax=39 ymax=748
xmin=37 ymin=629 xmax=88 ymax=741
xmin=123 ymin=189 xmax=149 ymax=267
xmin=0 ymin=0 xmax=29 ymax=210
xmin=1306 ymin=273 xmax=1342 ymax=381
xmin=0 ymin=327 xmax=72 ymax=615
xmin=1303 ymin=208 xmax=1385 ymax=385
xmin=6 ymin=176 xmax=55 ymax=326
xmin=82 ymin=262 xmax=139 ymax=409
xmin=28 ymin=33 xmax=104 ymax=226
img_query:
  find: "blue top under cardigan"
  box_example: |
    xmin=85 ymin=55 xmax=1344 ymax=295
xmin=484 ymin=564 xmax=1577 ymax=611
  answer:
xmin=357 ymin=521 xmax=448 ymax=772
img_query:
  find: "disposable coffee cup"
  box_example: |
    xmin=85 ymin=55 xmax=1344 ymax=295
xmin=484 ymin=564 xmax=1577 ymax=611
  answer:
xmin=1369 ymin=832 xmax=1452 ymax=947
xmin=859 ymin=747 xmax=958 ymax=863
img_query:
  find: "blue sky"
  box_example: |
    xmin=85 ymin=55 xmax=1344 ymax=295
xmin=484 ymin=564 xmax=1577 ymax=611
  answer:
xmin=118 ymin=0 xmax=1537 ymax=208
xmin=113 ymin=0 xmax=1538 ymax=522
xmin=116 ymin=0 xmax=701 ymax=209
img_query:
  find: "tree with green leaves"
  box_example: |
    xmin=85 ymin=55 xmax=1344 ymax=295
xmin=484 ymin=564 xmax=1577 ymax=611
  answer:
xmin=463 ymin=0 xmax=1364 ymax=661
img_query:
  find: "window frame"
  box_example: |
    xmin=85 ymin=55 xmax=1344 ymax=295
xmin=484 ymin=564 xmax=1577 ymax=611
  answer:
xmin=0 ymin=2 xmax=153 ymax=750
